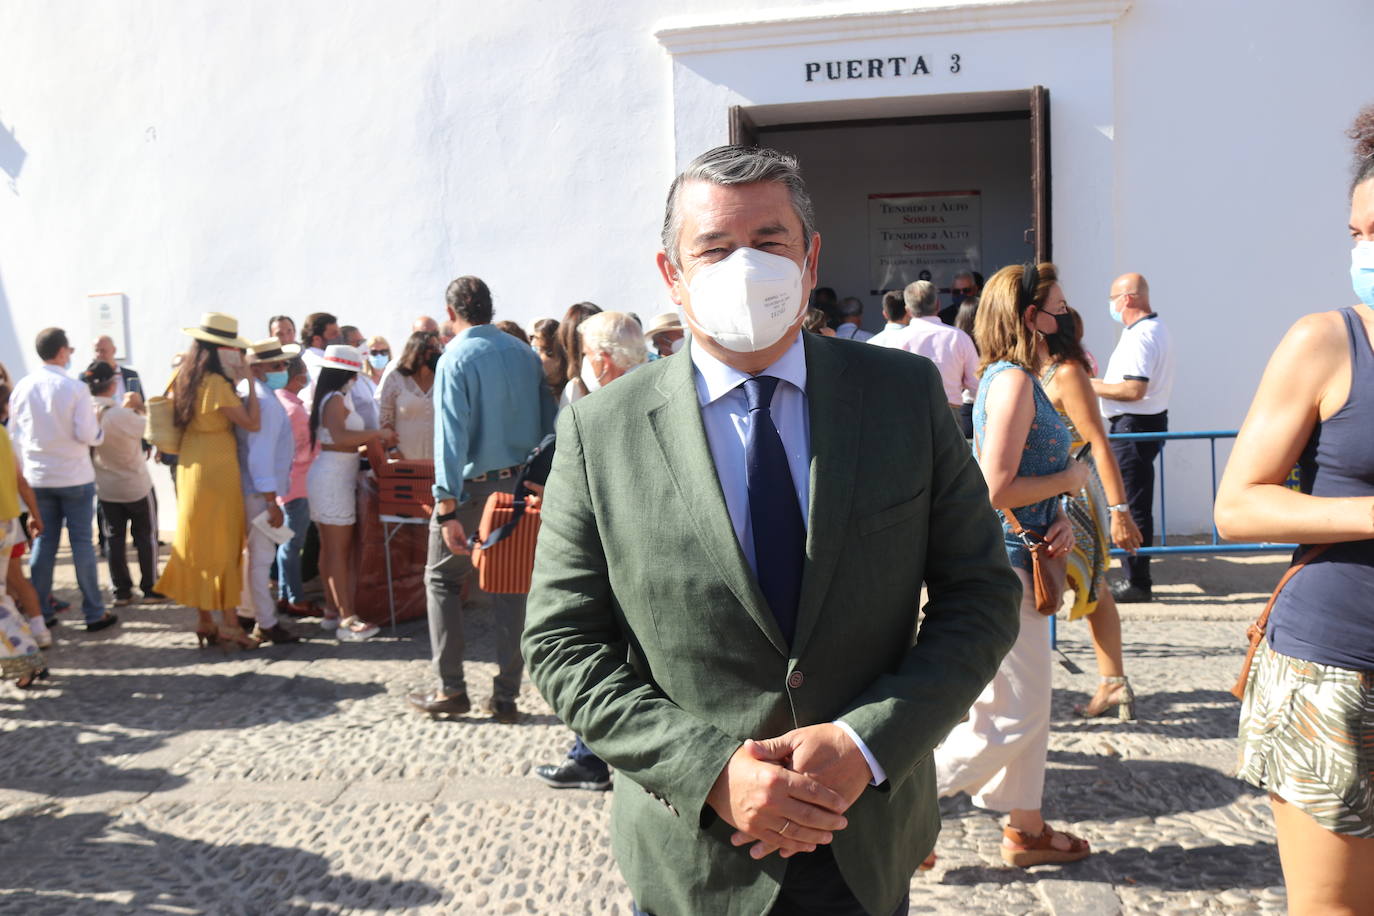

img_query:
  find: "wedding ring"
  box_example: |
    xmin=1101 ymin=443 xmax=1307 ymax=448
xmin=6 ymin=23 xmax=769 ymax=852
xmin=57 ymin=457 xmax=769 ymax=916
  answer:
xmin=778 ymin=819 xmax=792 ymax=837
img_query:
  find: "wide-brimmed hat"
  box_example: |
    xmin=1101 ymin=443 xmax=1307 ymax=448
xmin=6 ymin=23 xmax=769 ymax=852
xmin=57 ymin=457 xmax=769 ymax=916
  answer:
xmin=247 ymin=338 xmax=302 ymax=364
xmin=643 ymin=311 xmax=684 ymax=340
xmin=182 ymin=312 xmax=252 ymax=349
xmin=320 ymin=344 xmax=364 ymax=373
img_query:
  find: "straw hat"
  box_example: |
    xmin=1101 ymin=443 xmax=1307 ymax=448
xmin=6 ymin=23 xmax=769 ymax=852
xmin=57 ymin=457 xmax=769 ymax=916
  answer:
xmin=182 ymin=312 xmax=252 ymax=349
xmin=247 ymin=338 xmax=302 ymax=364
xmin=643 ymin=311 xmax=684 ymax=340
xmin=320 ymin=344 xmax=364 ymax=373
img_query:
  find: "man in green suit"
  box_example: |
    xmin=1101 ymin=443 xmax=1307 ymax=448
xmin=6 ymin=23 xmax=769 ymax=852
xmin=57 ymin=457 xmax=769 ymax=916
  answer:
xmin=523 ymin=146 xmax=1020 ymax=916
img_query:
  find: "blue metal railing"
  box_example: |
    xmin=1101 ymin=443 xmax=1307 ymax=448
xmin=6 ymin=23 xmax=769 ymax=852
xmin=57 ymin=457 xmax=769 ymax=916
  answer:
xmin=1104 ymin=429 xmax=1297 ymax=557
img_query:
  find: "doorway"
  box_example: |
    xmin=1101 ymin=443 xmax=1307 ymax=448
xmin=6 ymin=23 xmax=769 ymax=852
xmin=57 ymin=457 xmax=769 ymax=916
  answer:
xmin=731 ymin=88 xmax=1051 ymax=332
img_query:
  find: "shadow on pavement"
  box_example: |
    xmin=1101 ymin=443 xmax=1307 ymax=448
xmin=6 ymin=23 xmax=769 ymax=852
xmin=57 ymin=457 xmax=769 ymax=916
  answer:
xmin=1041 ymin=750 xmax=1260 ymax=821
xmin=0 ymin=808 xmax=443 ymax=912
xmin=1052 ymin=687 xmax=1242 ymax=741
xmin=940 ymin=840 xmax=1278 ymax=891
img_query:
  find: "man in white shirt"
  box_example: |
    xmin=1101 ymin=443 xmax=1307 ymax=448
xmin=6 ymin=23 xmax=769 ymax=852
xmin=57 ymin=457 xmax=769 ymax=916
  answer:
xmin=236 ymin=339 xmax=301 ymax=644
xmin=832 ymin=297 xmax=873 ymax=342
xmin=864 ymin=291 xmax=910 ymax=348
xmin=341 ymin=325 xmax=380 ymax=429
xmin=300 ymin=311 xmax=339 ymax=385
xmin=8 ymin=328 xmax=118 ymax=631
xmin=1092 ymin=273 xmax=1175 ymax=603
xmin=882 ymin=280 xmax=979 ymax=419
xmin=82 ymin=361 xmax=162 ymax=606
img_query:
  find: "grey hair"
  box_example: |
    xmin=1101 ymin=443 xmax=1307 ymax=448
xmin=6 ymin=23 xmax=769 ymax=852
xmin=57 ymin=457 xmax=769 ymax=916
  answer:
xmin=903 ymin=280 xmax=938 ymax=317
xmin=578 ymin=311 xmax=648 ymax=370
xmin=661 ymin=146 xmax=817 ymax=269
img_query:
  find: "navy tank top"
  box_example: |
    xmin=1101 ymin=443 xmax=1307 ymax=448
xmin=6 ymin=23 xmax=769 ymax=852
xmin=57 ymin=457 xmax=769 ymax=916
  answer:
xmin=1267 ymin=308 xmax=1374 ymax=670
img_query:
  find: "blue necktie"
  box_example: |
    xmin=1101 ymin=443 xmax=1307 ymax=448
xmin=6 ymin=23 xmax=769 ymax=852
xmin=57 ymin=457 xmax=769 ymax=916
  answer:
xmin=742 ymin=376 xmax=805 ymax=645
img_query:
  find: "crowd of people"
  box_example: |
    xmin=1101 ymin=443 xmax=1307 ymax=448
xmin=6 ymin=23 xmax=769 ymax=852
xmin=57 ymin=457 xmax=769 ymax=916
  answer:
xmin=1 ymin=107 xmax=1371 ymax=916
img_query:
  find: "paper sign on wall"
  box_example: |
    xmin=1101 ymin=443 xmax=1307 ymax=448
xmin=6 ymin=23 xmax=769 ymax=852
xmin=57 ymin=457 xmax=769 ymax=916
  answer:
xmin=89 ymin=292 xmax=128 ymax=360
xmin=868 ymin=191 xmax=981 ymax=295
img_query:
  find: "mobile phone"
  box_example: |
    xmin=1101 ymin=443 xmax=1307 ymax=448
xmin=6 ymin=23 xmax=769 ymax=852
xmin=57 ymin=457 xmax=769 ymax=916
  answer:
xmin=1073 ymin=442 xmax=1093 ymax=463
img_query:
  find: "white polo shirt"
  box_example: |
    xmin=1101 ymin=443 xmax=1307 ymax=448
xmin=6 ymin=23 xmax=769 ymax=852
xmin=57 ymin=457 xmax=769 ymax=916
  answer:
xmin=1099 ymin=313 xmax=1174 ymax=418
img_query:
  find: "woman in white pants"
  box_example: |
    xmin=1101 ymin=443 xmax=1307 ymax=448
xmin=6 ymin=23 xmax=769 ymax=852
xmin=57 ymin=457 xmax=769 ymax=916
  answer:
xmin=307 ymin=345 xmax=396 ymax=641
xmin=934 ymin=263 xmax=1092 ymax=867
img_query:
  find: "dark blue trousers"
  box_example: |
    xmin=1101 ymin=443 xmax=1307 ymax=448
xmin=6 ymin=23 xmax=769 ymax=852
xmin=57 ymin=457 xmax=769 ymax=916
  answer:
xmin=632 ymin=845 xmax=910 ymax=916
xmin=1109 ymin=410 xmax=1168 ymax=589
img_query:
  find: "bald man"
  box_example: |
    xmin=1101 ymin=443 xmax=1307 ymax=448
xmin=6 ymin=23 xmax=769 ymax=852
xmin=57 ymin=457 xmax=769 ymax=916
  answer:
xmin=1091 ymin=272 xmax=1175 ymax=603
xmin=413 ymin=315 xmax=440 ymax=334
xmin=92 ymin=335 xmax=143 ymax=403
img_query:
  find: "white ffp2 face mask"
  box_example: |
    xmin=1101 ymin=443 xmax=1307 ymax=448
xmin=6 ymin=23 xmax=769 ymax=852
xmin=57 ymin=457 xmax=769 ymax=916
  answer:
xmin=580 ymin=355 xmax=604 ymax=393
xmin=683 ymin=247 xmax=806 ymax=353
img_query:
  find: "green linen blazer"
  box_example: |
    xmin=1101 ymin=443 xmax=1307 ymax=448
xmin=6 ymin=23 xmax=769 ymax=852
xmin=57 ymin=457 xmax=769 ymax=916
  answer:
xmin=523 ymin=333 xmax=1020 ymax=916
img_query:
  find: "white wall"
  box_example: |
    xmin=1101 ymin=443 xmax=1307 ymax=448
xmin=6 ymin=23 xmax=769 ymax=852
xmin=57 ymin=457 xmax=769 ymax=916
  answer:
xmin=4 ymin=0 xmax=1373 ymax=536
xmin=764 ymin=117 xmax=1032 ymax=329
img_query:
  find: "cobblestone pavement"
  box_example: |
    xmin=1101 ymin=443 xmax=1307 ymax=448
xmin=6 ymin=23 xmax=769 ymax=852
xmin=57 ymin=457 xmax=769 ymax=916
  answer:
xmin=1 ymin=548 xmax=1292 ymax=914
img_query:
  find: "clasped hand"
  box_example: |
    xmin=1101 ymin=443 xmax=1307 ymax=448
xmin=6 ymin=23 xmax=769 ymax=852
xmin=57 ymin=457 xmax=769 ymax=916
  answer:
xmin=705 ymin=723 xmax=873 ymax=861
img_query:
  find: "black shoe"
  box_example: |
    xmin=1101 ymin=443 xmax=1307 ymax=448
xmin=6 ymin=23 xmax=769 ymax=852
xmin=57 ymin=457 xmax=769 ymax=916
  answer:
xmin=253 ymin=623 xmax=302 ymax=645
xmin=486 ymin=697 xmax=520 ymax=724
xmin=1110 ymin=581 xmax=1153 ymax=603
xmin=43 ymin=617 xmax=60 ymax=628
xmin=534 ymin=758 xmax=611 ymax=791
xmin=407 ymin=690 xmax=472 ymax=717
xmin=85 ymin=613 xmax=119 ymax=632
xmin=237 ymin=614 xmax=257 ymax=633
xmin=141 ymin=590 xmax=169 ymax=603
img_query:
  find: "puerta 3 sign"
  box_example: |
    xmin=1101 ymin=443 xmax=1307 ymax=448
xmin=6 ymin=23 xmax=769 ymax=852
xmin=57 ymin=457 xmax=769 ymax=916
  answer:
xmin=804 ymin=54 xmax=962 ymax=83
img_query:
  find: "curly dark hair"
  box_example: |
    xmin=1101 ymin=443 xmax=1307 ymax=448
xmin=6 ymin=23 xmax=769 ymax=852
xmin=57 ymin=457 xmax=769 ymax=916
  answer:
xmin=1348 ymin=103 xmax=1374 ymax=195
xmin=395 ymin=330 xmax=441 ymax=378
xmin=445 ymin=276 xmax=493 ymax=326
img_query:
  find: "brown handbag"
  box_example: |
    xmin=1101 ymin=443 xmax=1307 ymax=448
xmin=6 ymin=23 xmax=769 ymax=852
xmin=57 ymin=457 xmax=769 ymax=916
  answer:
xmin=1229 ymin=545 xmax=1329 ymax=700
xmin=469 ymin=490 xmax=541 ymax=594
xmin=1003 ymin=505 xmax=1067 ymax=616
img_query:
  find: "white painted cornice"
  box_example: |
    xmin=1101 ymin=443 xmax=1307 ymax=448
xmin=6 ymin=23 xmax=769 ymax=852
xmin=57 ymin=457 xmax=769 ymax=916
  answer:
xmin=654 ymin=0 xmax=1133 ymax=55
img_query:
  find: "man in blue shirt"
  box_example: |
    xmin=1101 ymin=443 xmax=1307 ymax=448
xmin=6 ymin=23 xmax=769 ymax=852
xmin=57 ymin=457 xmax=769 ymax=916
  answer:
xmin=408 ymin=275 xmax=555 ymax=722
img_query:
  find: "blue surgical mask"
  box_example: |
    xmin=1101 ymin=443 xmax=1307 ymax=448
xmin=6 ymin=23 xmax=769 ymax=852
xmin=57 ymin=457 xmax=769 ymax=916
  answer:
xmin=368 ymin=353 xmax=389 ymax=371
xmin=264 ymin=370 xmax=289 ymax=390
xmin=1107 ymin=298 xmax=1125 ymax=325
xmin=1351 ymin=241 xmax=1374 ymax=307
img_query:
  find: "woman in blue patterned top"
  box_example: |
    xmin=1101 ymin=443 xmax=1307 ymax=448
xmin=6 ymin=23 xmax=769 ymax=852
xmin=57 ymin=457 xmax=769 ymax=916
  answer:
xmin=935 ymin=262 xmax=1092 ymax=867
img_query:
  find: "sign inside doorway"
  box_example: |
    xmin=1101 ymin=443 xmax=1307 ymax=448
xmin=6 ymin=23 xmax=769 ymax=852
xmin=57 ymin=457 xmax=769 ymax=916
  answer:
xmin=867 ymin=190 xmax=981 ymax=296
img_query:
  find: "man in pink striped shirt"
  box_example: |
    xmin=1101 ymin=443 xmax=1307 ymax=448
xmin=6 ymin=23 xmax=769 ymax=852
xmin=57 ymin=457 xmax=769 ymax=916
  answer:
xmin=874 ymin=280 xmax=979 ymax=418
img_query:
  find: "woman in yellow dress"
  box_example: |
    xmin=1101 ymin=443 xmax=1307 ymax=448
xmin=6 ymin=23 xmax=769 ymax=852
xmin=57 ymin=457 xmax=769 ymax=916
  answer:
xmin=155 ymin=313 xmax=261 ymax=650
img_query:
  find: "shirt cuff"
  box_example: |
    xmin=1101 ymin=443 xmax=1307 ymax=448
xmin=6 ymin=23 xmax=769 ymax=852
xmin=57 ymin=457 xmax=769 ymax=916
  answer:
xmin=834 ymin=720 xmax=887 ymax=787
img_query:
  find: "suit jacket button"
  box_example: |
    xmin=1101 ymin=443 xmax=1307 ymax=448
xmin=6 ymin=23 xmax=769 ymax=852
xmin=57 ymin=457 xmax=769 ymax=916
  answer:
xmin=787 ymin=671 xmax=805 ymax=689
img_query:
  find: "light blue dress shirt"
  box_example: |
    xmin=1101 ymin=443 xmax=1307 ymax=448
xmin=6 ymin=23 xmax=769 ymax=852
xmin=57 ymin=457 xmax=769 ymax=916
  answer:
xmin=236 ymin=377 xmax=293 ymax=497
xmin=689 ymin=334 xmax=886 ymax=785
xmin=432 ymin=324 xmax=555 ymax=504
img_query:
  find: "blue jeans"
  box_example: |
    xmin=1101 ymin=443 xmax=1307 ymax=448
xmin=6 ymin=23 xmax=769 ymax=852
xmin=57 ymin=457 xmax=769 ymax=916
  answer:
xmin=274 ymin=497 xmax=310 ymax=604
xmin=30 ymin=483 xmax=106 ymax=624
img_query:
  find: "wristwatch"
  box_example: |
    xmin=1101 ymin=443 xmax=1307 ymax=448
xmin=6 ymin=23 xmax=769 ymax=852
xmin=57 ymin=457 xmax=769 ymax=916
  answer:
xmin=435 ymin=510 xmax=458 ymax=524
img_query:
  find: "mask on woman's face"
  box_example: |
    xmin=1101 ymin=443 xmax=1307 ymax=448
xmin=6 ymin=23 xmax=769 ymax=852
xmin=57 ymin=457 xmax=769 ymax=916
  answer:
xmin=367 ymin=353 xmax=389 ymax=371
xmin=1052 ymin=311 xmax=1075 ymax=338
xmin=1351 ymin=240 xmax=1374 ymax=307
xmin=264 ymin=369 xmax=289 ymax=390
xmin=425 ymin=352 xmax=441 ymax=371
xmin=218 ymin=348 xmax=244 ymax=371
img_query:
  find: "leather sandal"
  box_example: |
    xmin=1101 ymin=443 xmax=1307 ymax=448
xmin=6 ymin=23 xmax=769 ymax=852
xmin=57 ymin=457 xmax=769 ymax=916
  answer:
xmin=1000 ymin=823 xmax=1091 ymax=867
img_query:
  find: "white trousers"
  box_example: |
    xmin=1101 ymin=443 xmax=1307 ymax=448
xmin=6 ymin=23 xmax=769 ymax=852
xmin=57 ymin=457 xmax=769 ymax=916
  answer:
xmin=239 ymin=492 xmax=279 ymax=629
xmin=935 ymin=568 xmax=1051 ymax=812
